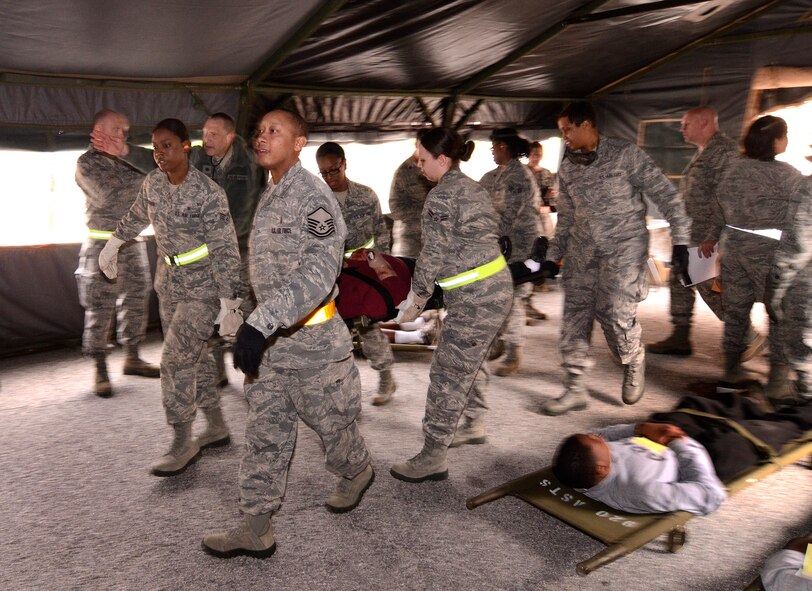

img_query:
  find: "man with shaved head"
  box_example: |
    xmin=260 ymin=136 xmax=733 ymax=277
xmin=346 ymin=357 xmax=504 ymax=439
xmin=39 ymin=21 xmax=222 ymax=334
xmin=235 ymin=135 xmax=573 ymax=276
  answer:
xmin=75 ymin=109 xmax=160 ymax=398
xmin=649 ymin=106 xmax=763 ymax=359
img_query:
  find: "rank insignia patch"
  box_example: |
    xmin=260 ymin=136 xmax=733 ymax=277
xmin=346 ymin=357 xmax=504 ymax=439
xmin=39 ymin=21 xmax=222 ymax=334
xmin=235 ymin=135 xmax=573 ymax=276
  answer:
xmin=307 ymin=207 xmax=335 ymax=237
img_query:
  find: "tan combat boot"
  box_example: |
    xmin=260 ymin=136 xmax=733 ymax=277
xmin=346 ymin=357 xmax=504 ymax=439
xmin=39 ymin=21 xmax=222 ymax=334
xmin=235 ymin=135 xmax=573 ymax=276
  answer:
xmin=648 ymin=325 xmax=691 ymax=356
xmin=371 ymin=369 xmax=396 ymax=406
xmin=390 ymin=438 xmax=448 ymax=483
xmin=541 ymin=372 xmax=588 ymax=416
xmin=202 ymin=513 xmax=276 ymax=559
xmin=494 ymin=345 xmax=521 ymax=376
xmin=122 ymin=344 xmax=160 ymax=378
xmin=151 ymin=422 xmax=201 ymax=477
xmin=325 ymin=463 xmax=375 ymax=513
xmin=622 ymin=351 xmax=646 ymax=405
xmin=450 ymin=418 xmax=487 ymax=447
xmin=196 ymin=406 xmax=230 ymax=449
xmin=94 ymin=353 xmax=112 ymax=398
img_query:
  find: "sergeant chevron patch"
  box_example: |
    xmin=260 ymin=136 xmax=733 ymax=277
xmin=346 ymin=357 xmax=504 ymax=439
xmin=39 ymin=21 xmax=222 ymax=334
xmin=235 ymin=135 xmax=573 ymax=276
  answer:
xmin=307 ymin=207 xmax=335 ymax=237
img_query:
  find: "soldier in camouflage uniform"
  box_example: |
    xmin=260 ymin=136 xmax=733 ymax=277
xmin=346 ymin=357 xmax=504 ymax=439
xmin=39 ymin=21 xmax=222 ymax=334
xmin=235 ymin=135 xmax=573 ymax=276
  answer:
xmin=389 ymin=127 xmax=512 ymax=482
xmin=75 ymin=110 xmax=160 ymax=398
xmin=98 ymin=119 xmax=241 ymax=477
xmin=765 ymin=165 xmax=812 ymax=404
xmin=479 ymin=128 xmax=541 ymax=377
xmin=717 ymin=116 xmax=806 ymax=399
xmin=202 ymin=110 xmax=373 ymax=559
xmin=528 ymin=140 xmax=557 ymax=240
xmin=542 ymin=103 xmax=691 ymax=416
xmin=649 ymin=107 xmax=763 ymax=358
xmin=388 ymin=129 xmax=436 ymax=257
xmin=315 ymin=142 xmax=396 ymax=404
xmin=190 ymin=113 xmax=266 ymax=387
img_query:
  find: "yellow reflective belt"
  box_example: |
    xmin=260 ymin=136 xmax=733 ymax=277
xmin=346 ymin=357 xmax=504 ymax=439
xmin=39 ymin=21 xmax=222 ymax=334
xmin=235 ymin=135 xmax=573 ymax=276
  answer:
xmin=89 ymin=229 xmax=114 ymax=240
xmin=343 ymin=236 xmax=375 ymax=259
xmin=437 ymin=255 xmax=507 ymax=290
xmin=163 ymin=243 xmax=209 ymax=266
xmin=302 ymin=300 xmax=336 ymax=326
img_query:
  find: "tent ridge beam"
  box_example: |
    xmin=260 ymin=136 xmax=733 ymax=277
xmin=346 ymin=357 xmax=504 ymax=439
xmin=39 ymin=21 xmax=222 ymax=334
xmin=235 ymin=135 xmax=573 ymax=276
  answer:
xmin=590 ymin=0 xmax=791 ymax=97
xmin=251 ymin=82 xmax=579 ymax=102
xmin=247 ymin=0 xmax=350 ymax=86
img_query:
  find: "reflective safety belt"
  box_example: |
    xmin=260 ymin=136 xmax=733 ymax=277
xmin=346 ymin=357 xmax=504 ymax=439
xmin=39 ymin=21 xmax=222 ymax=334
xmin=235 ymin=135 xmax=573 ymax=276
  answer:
xmin=301 ymin=300 xmax=336 ymax=326
xmin=163 ymin=243 xmax=209 ymax=266
xmin=89 ymin=229 xmax=114 ymax=240
xmin=726 ymin=224 xmax=782 ymax=241
xmin=344 ymin=236 xmax=375 ymax=259
xmin=436 ymin=254 xmax=507 ymax=290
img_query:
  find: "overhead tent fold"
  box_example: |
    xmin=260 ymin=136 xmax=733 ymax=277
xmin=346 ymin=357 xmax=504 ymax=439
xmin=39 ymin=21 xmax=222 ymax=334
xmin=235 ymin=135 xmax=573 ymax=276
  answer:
xmin=0 ymin=0 xmax=810 ymax=147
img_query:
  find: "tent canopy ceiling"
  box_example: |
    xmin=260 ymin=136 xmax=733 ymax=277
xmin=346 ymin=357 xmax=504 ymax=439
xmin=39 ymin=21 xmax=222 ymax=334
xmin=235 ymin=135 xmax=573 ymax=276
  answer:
xmin=0 ymin=0 xmax=810 ymax=145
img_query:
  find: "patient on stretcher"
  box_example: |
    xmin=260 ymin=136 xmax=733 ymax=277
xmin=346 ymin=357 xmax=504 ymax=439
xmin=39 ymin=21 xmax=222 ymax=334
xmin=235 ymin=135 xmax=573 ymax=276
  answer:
xmin=552 ymin=392 xmax=812 ymax=516
xmin=553 ymin=421 xmax=727 ymax=516
xmin=335 ymin=238 xmax=556 ymax=324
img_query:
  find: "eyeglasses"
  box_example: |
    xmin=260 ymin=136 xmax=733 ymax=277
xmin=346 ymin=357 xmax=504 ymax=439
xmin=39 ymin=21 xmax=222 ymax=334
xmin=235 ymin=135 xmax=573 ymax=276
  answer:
xmin=319 ymin=161 xmax=344 ymax=178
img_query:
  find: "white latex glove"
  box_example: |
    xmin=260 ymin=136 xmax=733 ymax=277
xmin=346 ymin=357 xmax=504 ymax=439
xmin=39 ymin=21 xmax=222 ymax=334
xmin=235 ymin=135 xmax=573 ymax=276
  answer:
xmin=216 ymin=298 xmax=244 ymax=336
xmin=395 ymin=289 xmax=429 ymax=324
xmin=98 ymin=236 xmax=125 ymax=279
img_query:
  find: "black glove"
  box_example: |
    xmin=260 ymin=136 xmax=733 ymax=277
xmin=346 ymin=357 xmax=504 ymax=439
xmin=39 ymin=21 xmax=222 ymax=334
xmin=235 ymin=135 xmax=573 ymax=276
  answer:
xmin=542 ymin=260 xmax=559 ymax=280
xmin=531 ymin=236 xmax=549 ymax=262
xmin=671 ymin=245 xmax=691 ymax=286
xmin=498 ymin=235 xmax=512 ymax=260
xmin=232 ymin=323 xmax=268 ymax=378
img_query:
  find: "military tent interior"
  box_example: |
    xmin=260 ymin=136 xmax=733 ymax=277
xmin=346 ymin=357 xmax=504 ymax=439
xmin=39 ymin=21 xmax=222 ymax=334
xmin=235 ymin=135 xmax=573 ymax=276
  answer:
xmin=1 ymin=0 xmax=810 ymax=353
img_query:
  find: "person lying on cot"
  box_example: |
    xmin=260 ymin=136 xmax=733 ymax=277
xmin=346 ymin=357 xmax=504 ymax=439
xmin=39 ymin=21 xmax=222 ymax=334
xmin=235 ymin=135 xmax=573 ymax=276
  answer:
xmin=760 ymin=536 xmax=812 ymax=591
xmin=552 ymin=421 xmax=727 ymax=516
xmin=335 ymin=238 xmax=557 ymax=323
xmin=552 ymin=391 xmax=812 ymax=516
xmin=336 ymin=249 xmax=412 ymax=321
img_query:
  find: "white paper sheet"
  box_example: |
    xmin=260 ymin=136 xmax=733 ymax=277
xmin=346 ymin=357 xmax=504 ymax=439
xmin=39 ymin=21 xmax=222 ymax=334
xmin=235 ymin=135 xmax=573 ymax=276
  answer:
xmin=680 ymin=244 xmax=720 ymax=287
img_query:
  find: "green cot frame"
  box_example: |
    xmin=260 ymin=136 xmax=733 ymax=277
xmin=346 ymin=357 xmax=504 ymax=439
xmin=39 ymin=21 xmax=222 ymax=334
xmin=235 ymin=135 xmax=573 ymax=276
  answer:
xmin=466 ymin=434 xmax=812 ymax=576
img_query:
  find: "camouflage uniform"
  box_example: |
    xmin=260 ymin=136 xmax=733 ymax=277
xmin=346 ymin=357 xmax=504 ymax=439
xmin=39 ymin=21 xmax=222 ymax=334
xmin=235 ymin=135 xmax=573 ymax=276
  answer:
xmin=480 ymin=159 xmax=540 ymax=351
xmin=548 ymin=136 xmax=690 ymax=378
xmin=239 ymin=161 xmax=371 ymax=516
xmin=533 ymin=167 xmax=557 ymax=239
xmin=769 ymin=175 xmax=812 ymax=396
xmin=411 ymin=168 xmax=512 ymax=445
xmin=717 ymin=160 xmax=803 ymax=366
xmin=190 ymin=138 xmax=265 ymax=312
xmin=388 ymin=156 xmax=435 ymax=257
xmin=114 ymin=166 xmax=241 ymax=424
xmin=338 ymin=179 xmax=394 ymax=373
xmin=667 ymin=132 xmax=738 ymax=327
xmin=74 ymin=147 xmax=151 ymax=356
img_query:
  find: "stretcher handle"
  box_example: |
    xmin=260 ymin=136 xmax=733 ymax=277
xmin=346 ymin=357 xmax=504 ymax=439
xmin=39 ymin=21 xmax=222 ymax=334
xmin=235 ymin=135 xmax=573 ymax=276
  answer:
xmin=466 ymin=469 xmax=549 ymax=510
xmin=577 ymin=512 xmax=692 ymax=575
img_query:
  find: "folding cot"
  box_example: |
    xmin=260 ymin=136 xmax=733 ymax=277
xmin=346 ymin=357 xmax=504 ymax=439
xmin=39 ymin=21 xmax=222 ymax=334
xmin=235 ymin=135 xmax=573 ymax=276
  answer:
xmin=466 ymin=423 xmax=812 ymax=576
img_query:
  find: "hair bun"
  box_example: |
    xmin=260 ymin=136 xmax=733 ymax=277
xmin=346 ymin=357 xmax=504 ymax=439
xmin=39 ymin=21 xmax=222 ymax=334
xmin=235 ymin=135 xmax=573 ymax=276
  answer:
xmin=461 ymin=140 xmax=476 ymax=162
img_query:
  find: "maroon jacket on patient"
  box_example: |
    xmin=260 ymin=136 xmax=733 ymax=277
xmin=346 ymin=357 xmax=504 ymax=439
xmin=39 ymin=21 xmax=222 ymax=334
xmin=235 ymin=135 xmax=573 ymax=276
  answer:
xmin=336 ymin=254 xmax=411 ymax=320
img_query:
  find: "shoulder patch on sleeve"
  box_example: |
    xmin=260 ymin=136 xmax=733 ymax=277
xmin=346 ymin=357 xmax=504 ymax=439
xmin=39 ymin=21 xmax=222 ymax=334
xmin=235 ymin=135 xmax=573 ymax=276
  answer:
xmin=307 ymin=206 xmax=336 ymax=238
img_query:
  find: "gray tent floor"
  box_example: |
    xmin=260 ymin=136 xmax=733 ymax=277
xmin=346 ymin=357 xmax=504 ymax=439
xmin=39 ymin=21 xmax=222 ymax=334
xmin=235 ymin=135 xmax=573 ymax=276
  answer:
xmin=2 ymin=286 xmax=810 ymax=591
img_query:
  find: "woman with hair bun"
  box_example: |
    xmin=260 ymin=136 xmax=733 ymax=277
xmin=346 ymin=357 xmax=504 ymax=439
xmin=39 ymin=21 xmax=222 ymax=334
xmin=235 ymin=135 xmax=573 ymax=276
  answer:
xmin=390 ymin=127 xmax=513 ymax=483
xmin=98 ymin=118 xmax=241 ymax=477
xmin=479 ymin=128 xmax=542 ymax=376
xmin=717 ymin=115 xmax=808 ymax=402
